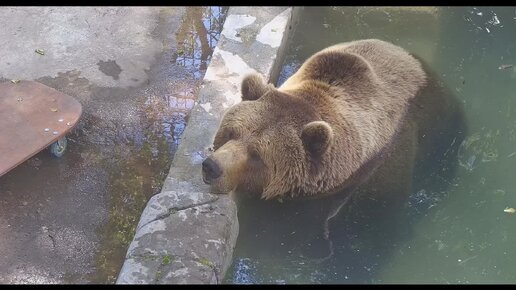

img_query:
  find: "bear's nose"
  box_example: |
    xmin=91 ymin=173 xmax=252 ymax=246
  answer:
xmin=202 ymin=157 xmax=222 ymax=183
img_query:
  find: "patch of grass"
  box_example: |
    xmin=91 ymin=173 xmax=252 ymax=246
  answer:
xmin=162 ymin=254 xmax=172 ymax=265
xmin=155 ymin=270 xmax=163 ymax=280
xmin=197 ymin=257 xmax=215 ymax=268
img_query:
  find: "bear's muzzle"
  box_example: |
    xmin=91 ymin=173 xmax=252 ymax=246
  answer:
xmin=202 ymin=157 xmax=222 ymax=184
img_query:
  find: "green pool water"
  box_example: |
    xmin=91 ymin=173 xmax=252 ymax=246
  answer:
xmin=225 ymin=7 xmax=516 ymax=284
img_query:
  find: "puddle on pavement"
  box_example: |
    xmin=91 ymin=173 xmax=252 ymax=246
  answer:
xmin=87 ymin=6 xmax=228 ymax=284
xmin=174 ymin=6 xmax=227 ymax=79
xmin=97 ymin=60 xmax=122 ymax=81
xmin=0 ymin=6 xmax=227 ymax=284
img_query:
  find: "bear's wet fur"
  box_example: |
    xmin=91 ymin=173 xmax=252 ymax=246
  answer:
xmin=205 ymin=39 xmax=466 ymax=268
xmin=203 ymin=39 xmax=455 ymax=201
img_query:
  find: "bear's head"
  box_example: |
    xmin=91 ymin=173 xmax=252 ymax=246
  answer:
xmin=201 ymin=73 xmax=335 ymax=200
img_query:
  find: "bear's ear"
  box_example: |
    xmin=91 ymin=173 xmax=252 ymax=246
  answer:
xmin=301 ymin=121 xmax=334 ymax=157
xmin=241 ymin=73 xmax=272 ymax=101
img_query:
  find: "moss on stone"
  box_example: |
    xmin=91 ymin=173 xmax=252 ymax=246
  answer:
xmin=91 ymin=132 xmax=174 ymax=283
xmin=162 ymin=254 xmax=172 ymax=265
xmin=197 ymin=257 xmax=215 ymax=268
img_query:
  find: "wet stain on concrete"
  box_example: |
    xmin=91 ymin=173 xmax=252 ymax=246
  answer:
xmin=97 ymin=60 xmax=122 ymax=80
xmin=0 ymin=6 xmax=228 ymax=284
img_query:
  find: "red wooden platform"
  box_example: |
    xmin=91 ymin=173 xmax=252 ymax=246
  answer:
xmin=0 ymin=80 xmax=82 ymax=177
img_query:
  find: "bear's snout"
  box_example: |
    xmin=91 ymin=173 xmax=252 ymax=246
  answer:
xmin=202 ymin=157 xmax=223 ymax=184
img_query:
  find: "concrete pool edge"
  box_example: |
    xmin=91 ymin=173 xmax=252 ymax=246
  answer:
xmin=116 ymin=6 xmax=301 ymax=284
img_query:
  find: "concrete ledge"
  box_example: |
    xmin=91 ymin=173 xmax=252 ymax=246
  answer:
xmin=116 ymin=6 xmax=300 ymax=284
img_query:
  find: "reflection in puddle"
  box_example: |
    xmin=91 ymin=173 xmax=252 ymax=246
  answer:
xmin=162 ymin=94 xmax=195 ymax=111
xmin=88 ymin=6 xmax=227 ymax=284
xmin=175 ymin=7 xmax=228 ymax=79
xmin=0 ymin=7 xmax=228 ymax=284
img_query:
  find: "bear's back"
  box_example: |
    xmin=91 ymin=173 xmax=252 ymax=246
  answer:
xmin=323 ymin=39 xmax=426 ymax=99
xmin=281 ymin=39 xmax=426 ymax=102
xmin=278 ymin=39 xmax=432 ymax=192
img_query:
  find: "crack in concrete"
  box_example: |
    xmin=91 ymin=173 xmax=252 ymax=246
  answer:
xmin=153 ymin=259 xmax=166 ymax=283
xmin=129 ymin=252 xmax=162 ymax=260
xmin=48 ymin=234 xmax=56 ymax=249
xmin=137 ymin=196 xmax=220 ymax=231
xmin=191 ymin=256 xmax=220 ymax=283
xmin=211 ymin=263 xmax=220 ymax=284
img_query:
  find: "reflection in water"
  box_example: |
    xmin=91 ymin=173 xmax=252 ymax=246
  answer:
xmin=90 ymin=113 xmax=172 ymax=283
xmin=175 ymin=7 xmax=228 ymax=77
xmin=88 ymin=7 xmax=227 ymax=284
xmin=224 ymin=6 xmax=516 ymax=284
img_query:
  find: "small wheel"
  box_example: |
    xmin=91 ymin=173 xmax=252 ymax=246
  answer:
xmin=50 ymin=137 xmax=67 ymax=158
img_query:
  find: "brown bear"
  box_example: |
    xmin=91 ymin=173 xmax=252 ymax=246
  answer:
xmin=201 ymin=39 xmax=463 ymax=202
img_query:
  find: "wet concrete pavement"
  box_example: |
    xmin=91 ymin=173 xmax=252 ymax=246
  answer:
xmin=0 ymin=6 xmax=226 ymax=283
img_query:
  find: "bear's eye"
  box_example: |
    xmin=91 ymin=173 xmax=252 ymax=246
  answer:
xmin=248 ymin=147 xmax=261 ymax=162
xmin=224 ymin=129 xmax=237 ymax=141
xmin=213 ymin=128 xmax=238 ymax=150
